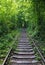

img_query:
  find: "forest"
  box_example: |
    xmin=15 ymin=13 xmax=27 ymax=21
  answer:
xmin=0 ymin=0 xmax=45 ymax=64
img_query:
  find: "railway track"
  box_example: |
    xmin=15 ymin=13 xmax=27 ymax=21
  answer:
xmin=2 ymin=29 xmax=43 ymax=65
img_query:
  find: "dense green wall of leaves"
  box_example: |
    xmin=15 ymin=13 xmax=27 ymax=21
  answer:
xmin=0 ymin=0 xmax=19 ymax=36
xmin=38 ymin=1 xmax=45 ymax=39
xmin=33 ymin=0 xmax=45 ymax=39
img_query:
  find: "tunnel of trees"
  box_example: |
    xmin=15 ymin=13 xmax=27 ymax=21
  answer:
xmin=0 ymin=0 xmax=45 ymax=64
xmin=0 ymin=0 xmax=45 ymax=39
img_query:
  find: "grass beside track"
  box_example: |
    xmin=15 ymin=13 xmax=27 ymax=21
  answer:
xmin=0 ymin=30 xmax=19 ymax=65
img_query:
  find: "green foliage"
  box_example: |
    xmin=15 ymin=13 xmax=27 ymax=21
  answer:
xmin=0 ymin=0 xmax=19 ymax=36
xmin=0 ymin=30 xmax=18 ymax=64
xmin=0 ymin=0 xmax=45 ymax=38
